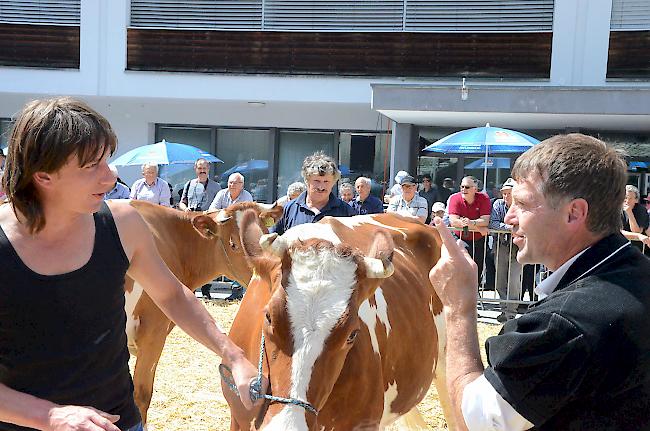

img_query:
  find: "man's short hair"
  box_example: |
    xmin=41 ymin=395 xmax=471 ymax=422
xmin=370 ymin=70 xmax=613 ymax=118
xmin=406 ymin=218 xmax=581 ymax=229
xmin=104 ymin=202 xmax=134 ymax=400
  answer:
xmin=142 ymin=162 xmax=158 ymax=173
xmin=511 ymin=133 xmax=626 ymax=235
xmin=287 ymin=181 xmax=306 ymax=196
xmin=355 ymin=176 xmax=371 ymax=187
xmin=229 ymin=172 xmax=245 ymax=184
xmin=339 ymin=182 xmax=354 ymax=194
xmin=422 ymin=174 xmax=432 ymax=181
xmin=626 ymin=185 xmax=640 ymax=201
xmin=194 ymin=158 xmax=209 ymax=168
xmin=2 ymin=97 xmax=117 ymax=233
xmin=301 ymin=151 xmax=341 ymax=183
xmin=461 ymin=176 xmax=478 ymax=186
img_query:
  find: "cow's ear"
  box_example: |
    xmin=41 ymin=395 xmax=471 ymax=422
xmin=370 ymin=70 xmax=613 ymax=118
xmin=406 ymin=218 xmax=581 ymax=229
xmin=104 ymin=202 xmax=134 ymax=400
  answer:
xmin=368 ymin=230 xmax=395 ymax=265
xmin=239 ymin=209 xmax=264 ymax=258
xmin=191 ymin=214 xmax=219 ymax=239
xmin=258 ymin=203 xmax=284 ymax=229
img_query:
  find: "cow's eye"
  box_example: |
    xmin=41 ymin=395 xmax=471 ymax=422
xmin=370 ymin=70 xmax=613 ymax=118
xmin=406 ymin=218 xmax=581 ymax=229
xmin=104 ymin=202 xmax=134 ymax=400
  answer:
xmin=265 ymin=311 xmax=272 ymax=325
xmin=346 ymin=329 xmax=359 ymax=345
xmin=229 ymin=238 xmax=237 ymax=250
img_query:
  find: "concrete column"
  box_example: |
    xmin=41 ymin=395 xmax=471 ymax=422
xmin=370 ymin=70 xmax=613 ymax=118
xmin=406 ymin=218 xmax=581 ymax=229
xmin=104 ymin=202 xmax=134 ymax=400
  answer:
xmin=550 ymin=0 xmax=613 ymax=86
xmin=389 ymin=123 xmax=419 ymax=186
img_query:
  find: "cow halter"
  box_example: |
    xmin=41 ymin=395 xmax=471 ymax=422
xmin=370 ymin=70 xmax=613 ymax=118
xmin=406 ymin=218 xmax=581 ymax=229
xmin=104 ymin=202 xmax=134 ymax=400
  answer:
xmin=219 ymin=330 xmax=319 ymax=416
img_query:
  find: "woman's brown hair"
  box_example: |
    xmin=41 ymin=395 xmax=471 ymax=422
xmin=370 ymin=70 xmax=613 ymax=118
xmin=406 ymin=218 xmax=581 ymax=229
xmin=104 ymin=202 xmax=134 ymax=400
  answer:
xmin=1 ymin=97 xmax=117 ymax=233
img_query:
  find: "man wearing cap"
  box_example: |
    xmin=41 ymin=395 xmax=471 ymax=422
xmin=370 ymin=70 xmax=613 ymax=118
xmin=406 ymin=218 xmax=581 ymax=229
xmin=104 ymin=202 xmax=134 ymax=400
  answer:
xmin=431 ymin=201 xmax=446 ymax=219
xmin=488 ymin=178 xmax=523 ymax=322
xmin=448 ymin=176 xmax=491 ymax=284
xmin=387 ymin=175 xmax=428 ymax=222
xmin=438 ymin=177 xmax=455 ymax=205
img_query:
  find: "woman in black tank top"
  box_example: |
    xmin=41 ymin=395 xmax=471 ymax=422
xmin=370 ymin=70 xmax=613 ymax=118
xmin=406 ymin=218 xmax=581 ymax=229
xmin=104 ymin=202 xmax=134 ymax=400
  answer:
xmin=0 ymin=203 xmax=140 ymax=431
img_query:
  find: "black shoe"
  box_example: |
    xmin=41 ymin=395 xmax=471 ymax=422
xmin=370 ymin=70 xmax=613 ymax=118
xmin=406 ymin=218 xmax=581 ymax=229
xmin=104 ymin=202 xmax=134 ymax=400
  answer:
xmin=496 ymin=313 xmax=508 ymax=323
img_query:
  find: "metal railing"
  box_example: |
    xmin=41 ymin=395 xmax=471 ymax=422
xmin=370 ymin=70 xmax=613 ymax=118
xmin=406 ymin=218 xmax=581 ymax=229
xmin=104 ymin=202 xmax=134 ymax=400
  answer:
xmin=450 ymin=227 xmax=647 ymax=321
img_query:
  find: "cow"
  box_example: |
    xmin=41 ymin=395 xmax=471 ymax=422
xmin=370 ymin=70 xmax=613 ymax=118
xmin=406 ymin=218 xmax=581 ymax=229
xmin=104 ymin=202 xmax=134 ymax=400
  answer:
xmin=124 ymin=200 xmax=283 ymax=425
xmin=221 ymin=210 xmax=455 ymax=430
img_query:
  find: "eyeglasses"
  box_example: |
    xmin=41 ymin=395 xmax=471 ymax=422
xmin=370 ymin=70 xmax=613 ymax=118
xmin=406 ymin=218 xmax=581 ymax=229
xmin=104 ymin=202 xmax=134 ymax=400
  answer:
xmin=460 ymin=185 xmax=474 ymax=189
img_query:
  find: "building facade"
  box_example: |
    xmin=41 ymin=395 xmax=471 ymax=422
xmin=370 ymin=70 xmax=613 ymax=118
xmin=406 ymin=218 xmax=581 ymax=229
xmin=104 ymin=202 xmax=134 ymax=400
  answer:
xmin=0 ymin=0 xmax=649 ymax=200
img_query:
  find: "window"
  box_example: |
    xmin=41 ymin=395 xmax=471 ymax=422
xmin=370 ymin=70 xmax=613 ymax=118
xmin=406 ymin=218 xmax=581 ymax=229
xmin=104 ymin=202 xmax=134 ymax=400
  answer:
xmin=215 ymin=128 xmax=272 ymax=202
xmin=338 ymin=132 xmax=391 ymax=198
xmin=278 ymin=131 xmax=335 ymax=200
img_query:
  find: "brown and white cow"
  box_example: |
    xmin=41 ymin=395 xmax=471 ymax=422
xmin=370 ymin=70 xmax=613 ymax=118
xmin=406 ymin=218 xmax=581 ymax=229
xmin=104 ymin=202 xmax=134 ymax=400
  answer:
xmin=223 ymin=210 xmax=454 ymax=430
xmin=123 ymin=200 xmax=282 ymax=425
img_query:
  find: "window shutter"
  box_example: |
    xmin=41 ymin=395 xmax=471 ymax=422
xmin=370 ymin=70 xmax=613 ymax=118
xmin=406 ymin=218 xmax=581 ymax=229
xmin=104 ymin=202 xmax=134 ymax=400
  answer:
xmin=0 ymin=0 xmax=80 ymax=25
xmin=263 ymin=0 xmax=404 ymax=32
xmin=405 ymin=0 xmax=554 ymax=32
xmin=130 ymin=0 xmax=263 ymax=30
xmin=611 ymin=0 xmax=650 ymax=30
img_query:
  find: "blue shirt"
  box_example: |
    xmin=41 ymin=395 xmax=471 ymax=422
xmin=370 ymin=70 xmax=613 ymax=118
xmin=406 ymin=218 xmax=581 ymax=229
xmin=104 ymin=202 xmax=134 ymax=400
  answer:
xmin=104 ymin=182 xmax=130 ymax=200
xmin=350 ymin=194 xmax=384 ymax=215
xmin=271 ymin=191 xmax=356 ymax=235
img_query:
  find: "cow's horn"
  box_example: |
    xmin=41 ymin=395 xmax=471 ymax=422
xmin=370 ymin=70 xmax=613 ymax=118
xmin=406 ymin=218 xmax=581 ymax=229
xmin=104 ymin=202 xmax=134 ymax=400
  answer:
xmin=216 ymin=210 xmax=232 ymax=223
xmin=363 ymin=257 xmax=394 ymax=279
xmin=259 ymin=233 xmax=288 ymax=257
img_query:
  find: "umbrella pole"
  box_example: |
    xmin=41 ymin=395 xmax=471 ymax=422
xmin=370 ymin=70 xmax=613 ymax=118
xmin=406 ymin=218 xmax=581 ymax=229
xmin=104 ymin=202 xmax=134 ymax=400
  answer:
xmin=483 ymin=142 xmax=489 ymax=192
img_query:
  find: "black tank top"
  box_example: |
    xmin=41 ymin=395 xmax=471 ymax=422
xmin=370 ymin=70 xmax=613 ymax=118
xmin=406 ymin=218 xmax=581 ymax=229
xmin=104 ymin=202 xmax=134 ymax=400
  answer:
xmin=0 ymin=203 xmax=140 ymax=431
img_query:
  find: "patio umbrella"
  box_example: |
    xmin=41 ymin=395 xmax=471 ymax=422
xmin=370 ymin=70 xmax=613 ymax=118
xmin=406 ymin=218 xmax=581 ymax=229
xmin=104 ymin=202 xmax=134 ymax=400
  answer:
xmin=423 ymin=124 xmax=539 ymax=190
xmin=220 ymin=159 xmax=269 ymax=180
xmin=629 ymin=161 xmax=648 ymax=170
xmin=464 ymin=157 xmax=511 ymax=170
xmin=110 ymin=140 xmax=222 ymax=166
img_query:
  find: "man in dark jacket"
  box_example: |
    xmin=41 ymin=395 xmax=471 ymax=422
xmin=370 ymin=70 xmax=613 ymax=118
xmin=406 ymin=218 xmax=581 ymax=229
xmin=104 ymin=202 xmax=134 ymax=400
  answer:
xmin=272 ymin=152 xmax=355 ymax=235
xmin=430 ymin=134 xmax=650 ymax=430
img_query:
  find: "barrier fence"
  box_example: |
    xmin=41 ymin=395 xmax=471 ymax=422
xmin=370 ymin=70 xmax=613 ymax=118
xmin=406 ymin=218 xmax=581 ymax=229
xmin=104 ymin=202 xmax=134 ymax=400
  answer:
xmin=452 ymin=228 xmax=648 ymax=321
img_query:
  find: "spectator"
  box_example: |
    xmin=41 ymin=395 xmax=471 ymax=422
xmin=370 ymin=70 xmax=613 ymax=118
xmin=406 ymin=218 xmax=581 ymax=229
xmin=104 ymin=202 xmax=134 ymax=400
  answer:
xmin=271 ymin=152 xmax=356 ymax=235
xmin=487 ymin=178 xmax=523 ymax=322
xmin=621 ymin=184 xmax=650 ymax=251
xmin=419 ymin=174 xmax=439 ymax=224
xmin=387 ymin=175 xmax=428 ymax=223
xmin=208 ymin=172 xmax=253 ymax=300
xmin=276 ymin=181 xmax=306 ymax=206
xmin=351 ymin=176 xmax=384 ymax=215
xmin=388 ymin=170 xmax=409 ymax=200
xmin=431 ymin=201 xmax=446 ymax=219
xmin=429 ymin=133 xmax=650 ymax=430
xmin=339 ymin=182 xmax=355 ymax=204
xmin=130 ymin=162 xmax=171 ymax=207
xmin=0 ymin=97 xmax=262 ymax=431
xmin=447 ymin=176 xmax=491 ymax=285
xmin=208 ymin=172 xmax=253 ymax=211
xmin=104 ymin=165 xmax=130 ymax=200
xmin=437 ymin=177 xmax=454 ymax=204
xmin=178 ymin=158 xmax=220 ymax=212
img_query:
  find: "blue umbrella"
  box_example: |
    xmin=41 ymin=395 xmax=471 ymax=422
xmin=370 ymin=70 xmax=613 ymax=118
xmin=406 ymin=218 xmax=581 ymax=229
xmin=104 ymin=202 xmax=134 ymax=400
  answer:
xmin=110 ymin=140 xmax=222 ymax=166
xmin=422 ymin=125 xmax=539 ymax=155
xmin=221 ymin=159 xmax=269 ymax=180
xmin=465 ymin=157 xmax=511 ymax=170
xmin=629 ymin=161 xmax=648 ymax=170
xmin=423 ymin=124 xmax=539 ymax=190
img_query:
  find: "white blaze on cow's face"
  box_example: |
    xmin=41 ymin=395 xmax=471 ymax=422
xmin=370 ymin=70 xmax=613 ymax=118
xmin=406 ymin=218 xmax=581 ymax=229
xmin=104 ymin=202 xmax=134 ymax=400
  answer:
xmin=263 ymin=244 xmax=358 ymax=431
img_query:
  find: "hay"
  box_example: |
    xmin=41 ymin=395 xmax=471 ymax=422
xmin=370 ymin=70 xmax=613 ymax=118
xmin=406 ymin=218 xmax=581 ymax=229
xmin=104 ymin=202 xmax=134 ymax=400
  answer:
xmin=131 ymin=301 xmax=501 ymax=431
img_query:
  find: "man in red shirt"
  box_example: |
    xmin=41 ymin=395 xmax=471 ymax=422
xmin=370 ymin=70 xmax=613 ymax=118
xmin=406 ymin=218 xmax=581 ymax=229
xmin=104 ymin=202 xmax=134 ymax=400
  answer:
xmin=447 ymin=176 xmax=491 ymax=285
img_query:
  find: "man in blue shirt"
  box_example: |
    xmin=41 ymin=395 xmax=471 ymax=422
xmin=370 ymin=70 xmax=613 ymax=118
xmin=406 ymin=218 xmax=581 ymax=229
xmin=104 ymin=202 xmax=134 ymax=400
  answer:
xmin=271 ymin=152 xmax=355 ymax=235
xmin=104 ymin=165 xmax=130 ymax=200
xmin=350 ymin=176 xmax=384 ymax=215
